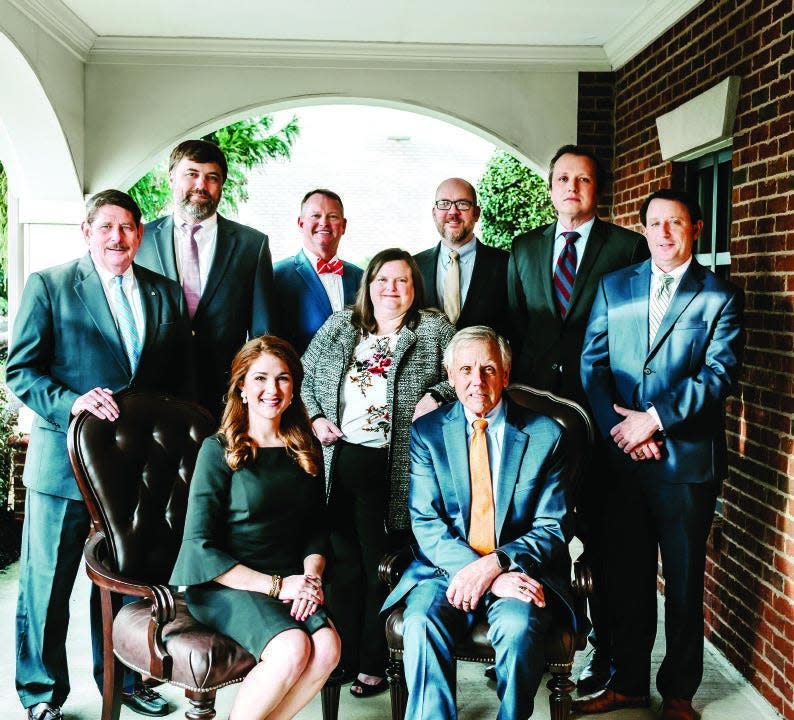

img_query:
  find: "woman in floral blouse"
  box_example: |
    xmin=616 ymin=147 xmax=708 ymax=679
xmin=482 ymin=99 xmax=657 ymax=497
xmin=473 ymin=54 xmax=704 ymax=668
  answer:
xmin=302 ymin=248 xmax=456 ymax=698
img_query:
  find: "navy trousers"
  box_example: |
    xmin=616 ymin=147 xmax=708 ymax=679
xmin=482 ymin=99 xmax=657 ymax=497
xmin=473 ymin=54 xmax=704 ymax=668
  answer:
xmin=401 ymin=576 xmax=550 ymax=720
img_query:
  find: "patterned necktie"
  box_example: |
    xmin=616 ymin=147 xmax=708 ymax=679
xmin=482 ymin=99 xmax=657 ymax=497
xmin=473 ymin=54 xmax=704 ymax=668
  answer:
xmin=113 ymin=275 xmax=141 ymax=372
xmin=181 ymin=224 xmax=202 ymax=318
xmin=443 ymin=250 xmax=461 ymax=324
xmin=649 ymin=273 xmax=674 ymax=343
xmin=553 ymin=231 xmax=580 ymax=318
xmin=317 ymin=257 xmax=344 ymax=275
xmin=469 ymin=418 xmax=495 ymax=555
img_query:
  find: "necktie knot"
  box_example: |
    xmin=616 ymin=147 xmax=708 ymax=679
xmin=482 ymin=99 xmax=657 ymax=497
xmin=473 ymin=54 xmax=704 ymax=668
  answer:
xmin=317 ymin=257 xmax=344 ymax=275
xmin=657 ymin=273 xmax=674 ymax=297
xmin=473 ymin=418 xmax=488 ymax=433
xmin=188 ymin=224 xmax=202 ymax=239
xmin=449 ymin=250 xmax=460 ymax=263
xmin=562 ymin=231 xmax=580 ymax=245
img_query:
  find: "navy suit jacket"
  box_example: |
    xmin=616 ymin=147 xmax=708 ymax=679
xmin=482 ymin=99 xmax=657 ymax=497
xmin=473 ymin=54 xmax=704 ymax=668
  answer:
xmin=414 ymin=239 xmax=510 ymax=338
xmin=383 ymin=398 xmax=576 ymax=626
xmin=6 ymin=253 xmax=193 ymax=500
xmin=137 ymin=214 xmax=275 ymax=417
xmin=273 ymin=249 xmax=363 ymax=355
xmin=581 ymin=258 xmax=744 ymax=485
xmin=508 ymin=217 xmax=648 ymax=405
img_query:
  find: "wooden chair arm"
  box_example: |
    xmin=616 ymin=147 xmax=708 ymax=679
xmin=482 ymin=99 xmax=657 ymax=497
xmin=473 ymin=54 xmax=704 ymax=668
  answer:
xmin=84 ymin=532 xmax=175 ymax=678
xmin=378 ymin=546 xmax=415 ymax=589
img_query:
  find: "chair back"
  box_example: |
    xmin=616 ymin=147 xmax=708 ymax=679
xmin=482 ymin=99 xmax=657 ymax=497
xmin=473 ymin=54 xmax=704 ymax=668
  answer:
xmin=68 ymin=390 xmax=215 ymax=585
xmin=505 ymin=383 xmax=594 ymax=499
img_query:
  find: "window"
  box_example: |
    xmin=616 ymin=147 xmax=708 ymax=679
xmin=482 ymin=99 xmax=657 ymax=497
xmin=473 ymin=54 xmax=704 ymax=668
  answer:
xmin=683 ymin=147 xmax=732 ymax=278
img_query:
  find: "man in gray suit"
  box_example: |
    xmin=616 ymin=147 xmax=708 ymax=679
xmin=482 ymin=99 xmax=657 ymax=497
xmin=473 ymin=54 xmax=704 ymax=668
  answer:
xmin=136 ymin=139 xmax=276 ymax=419
xmin=7 ymin=190 xmax=193 ymax=720
xmin=507 ymin=145 xmax=648 ymax=693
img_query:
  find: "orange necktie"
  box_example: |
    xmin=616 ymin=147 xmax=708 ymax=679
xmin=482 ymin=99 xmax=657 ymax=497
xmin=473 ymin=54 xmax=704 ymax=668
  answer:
xmin=469 ymin=418 xmax=495 ymax=555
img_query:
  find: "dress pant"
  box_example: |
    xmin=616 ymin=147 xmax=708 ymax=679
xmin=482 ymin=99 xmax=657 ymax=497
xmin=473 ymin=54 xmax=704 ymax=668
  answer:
xmin=326 ymin=441 xmax=391 ymax=677
xmin=401 ymin=577 xmax=550 ymax=720
xmin=605 ymin=470 xmax=717 ymax=699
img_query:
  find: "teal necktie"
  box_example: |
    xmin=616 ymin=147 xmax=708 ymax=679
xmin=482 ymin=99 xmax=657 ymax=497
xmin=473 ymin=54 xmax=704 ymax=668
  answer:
xmin=113 ymin=275 xmax=141 ymax=372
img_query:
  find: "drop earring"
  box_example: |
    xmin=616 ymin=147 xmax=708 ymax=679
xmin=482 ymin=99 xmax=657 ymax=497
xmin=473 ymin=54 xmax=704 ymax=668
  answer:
xmin=241 ymin=391 xmax=248 ymax=404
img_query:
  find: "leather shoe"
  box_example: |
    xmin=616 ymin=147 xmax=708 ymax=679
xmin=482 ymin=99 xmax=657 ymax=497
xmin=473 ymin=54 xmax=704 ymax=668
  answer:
xmin=576 ymin=648 xmax=613 ymax=694
xmin=27 ymin=704 xmax=63 ymax=720
xmin=484 ymin=664 xmax=496 ymax=681
xmin=662 ymin=698 xmax=699 ymax=720
xmin=121 ymin=683 xmax=171 ymax=716
xmin=572 ymin=688 xmax=650 ymax=714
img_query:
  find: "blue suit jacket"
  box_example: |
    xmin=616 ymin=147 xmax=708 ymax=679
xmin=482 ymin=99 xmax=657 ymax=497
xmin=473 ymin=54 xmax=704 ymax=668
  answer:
xmin=6 ymin=253 xmax=193 ymax=500
xmin=137 ymin=214 xmax=275 ymax=417
xmin=580 ymin=258 xmax=744 ymax=484
xmin=273 ymin=249 xmax=363 ymax=355
xmin=383 ymin=398 xmax=576 ymax=625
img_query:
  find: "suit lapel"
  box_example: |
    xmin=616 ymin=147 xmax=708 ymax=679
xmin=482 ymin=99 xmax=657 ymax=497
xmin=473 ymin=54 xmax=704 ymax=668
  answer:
xmin=198 ymin=215 xmax=235 ymax=314
xmin=73 ymin=255 xmax=130 ymax=375
xmin=416 ymin=245 xmax=441 ymax=306
xmin=629 ymin=262 xmax=652 ymax=353
xmin=134 ymin=267 xmax=162 ymax=366
xmin=648 ymin=261 xmax=704 ymax=356
xmin=539 ymin=224 xmax=558 ymax=320
xmin=495 ymin=411 xmax=529 ymax=540
xmin=296 ymin=250 xmax=333 ymax=315
xmin=153 ymin=216 xmax=178 ymax=279
xmin=460 ymin=239 xmax=485 ymax=318
xmin=441 ymin=403 xmax=472 ymax=527
xmin=341 ymin=262 xmax=360 ymax=304
xmin=568 ymin=218 xmax=607 ymax=319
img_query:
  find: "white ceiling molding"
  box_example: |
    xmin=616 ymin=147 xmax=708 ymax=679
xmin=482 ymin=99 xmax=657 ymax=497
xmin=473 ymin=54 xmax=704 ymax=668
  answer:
xmin=655 ymin=76 xmax=741 ymax=161
xmin=604 ymin=0 xmax=706 ymax=70
xmin=7 ymin=0 xmax=95 ymax=60
xmin=88 ymin=37 xmax=612 ymax=72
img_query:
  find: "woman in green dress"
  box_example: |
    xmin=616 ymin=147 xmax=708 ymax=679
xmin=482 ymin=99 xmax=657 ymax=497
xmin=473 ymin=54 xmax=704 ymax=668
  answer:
xmin=171 ymin=335 xmax=340 ymax=720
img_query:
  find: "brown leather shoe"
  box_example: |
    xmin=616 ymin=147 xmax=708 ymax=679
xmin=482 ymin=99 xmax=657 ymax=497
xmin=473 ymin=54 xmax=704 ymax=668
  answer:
xmin=572 ymin=688 xmax=650 ymax=714
xmin=662 ymin=698 xmax=699 ymax=720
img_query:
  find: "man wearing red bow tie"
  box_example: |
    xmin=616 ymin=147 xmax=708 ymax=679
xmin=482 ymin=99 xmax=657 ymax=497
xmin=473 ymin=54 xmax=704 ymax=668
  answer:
xmin=274 ymin=189 xmax=364 ymax=354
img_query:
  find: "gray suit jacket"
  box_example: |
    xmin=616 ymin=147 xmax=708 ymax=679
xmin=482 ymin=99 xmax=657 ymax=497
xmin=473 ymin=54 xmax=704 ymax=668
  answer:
xmin=137 ymin=214 xmax=275 ymax=418
xmin=508 ymin=217 xmax=648 ymax=406
xmin=6 ymin=253 xmax=193 ymax=500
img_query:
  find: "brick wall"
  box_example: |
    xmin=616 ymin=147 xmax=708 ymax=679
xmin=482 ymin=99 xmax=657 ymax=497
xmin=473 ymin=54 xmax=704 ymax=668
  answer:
xmin=9 ymin=435 xmax=27 ymax=521
xmin=594 ymin=0 xmax=793 ymax=716
xmin=577 ymin=72 xmax=616 ymax=220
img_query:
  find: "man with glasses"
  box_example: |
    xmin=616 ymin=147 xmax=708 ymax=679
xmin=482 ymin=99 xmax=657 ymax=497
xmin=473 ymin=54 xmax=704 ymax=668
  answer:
xmin=415 ymin=178 xmax=509 ymax=337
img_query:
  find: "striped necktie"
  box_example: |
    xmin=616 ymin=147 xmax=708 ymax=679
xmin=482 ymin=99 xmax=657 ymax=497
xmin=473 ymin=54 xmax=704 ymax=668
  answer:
xmin=649 ymin=273 xmax=674 ymax=343
xmin=553 ymin=231 xmax=580 ymax=318
xmin=113 ymin=275 xmax=141 ymax=372
xmin=469 ymin=418 xmax=495 ymax=555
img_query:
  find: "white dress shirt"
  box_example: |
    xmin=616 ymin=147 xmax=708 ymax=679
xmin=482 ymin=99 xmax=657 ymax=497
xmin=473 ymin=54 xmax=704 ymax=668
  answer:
xmin=303 ymin=248 xmax=344 ymax=312
xmin=551 ymin=216 xmax=596 ymax=276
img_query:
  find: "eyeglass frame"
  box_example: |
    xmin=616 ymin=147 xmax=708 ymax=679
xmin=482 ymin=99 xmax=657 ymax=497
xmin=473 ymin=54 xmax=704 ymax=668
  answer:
xmin=434 ymin=199 xmax=475 ymax=211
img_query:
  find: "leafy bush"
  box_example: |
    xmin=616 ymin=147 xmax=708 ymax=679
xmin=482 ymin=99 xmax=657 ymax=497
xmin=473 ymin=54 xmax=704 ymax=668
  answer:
xmin=477 ymin=151 xmax=556 ymax=250
xmin=129 ymin=115 xmax=300 ymax=222
xmin=0 ymin=386 xmax=20 ymax=570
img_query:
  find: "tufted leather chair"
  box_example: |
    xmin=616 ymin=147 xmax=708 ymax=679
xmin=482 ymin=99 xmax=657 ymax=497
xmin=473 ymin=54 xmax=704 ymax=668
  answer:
xmin=68 ymin=390 xmax=341 ymax=720
xmin=379 ymin=384 xmax=594 ymax=720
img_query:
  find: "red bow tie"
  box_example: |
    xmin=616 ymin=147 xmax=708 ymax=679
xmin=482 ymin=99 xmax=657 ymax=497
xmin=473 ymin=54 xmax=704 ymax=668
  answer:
xmin=317 ymin=258 xmax=344 ymax=276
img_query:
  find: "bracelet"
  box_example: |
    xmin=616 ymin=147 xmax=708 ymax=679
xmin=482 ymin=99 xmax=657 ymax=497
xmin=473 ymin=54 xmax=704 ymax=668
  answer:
xmin=427 ymin=389 xmax=445 ymax=405
xmin=268 ymin=574 xmax=282 ymax=598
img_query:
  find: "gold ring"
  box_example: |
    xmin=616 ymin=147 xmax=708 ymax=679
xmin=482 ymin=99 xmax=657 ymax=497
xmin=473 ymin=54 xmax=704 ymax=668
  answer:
xmin=94 ymin=401 xmax=102 ymax=408
xmin=637 ymin=450 xmax=645 ymax=458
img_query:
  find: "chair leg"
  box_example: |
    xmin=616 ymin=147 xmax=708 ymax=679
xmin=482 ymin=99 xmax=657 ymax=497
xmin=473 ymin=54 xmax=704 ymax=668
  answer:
xmin=184 ymin=688 xmax=217 ymax=719
xmin=546 ymin=664 xmax=576 ymax=720
xmin=386 ymin=653 xmax=408 ymax=720
xmin=99 ymin=589 xmax=122 ymax=720
xmin=321 ymin=679 xmax=341 ymax=720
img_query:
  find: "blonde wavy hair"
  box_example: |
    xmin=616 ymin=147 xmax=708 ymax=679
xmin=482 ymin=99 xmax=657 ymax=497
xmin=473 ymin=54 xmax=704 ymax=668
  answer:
xmin=219 ymin=335 xmax=321 ymax=476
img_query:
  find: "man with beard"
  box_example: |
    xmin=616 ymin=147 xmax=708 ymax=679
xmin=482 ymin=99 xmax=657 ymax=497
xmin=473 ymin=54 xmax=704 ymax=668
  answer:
xmin=137 ymin=139 xmax=276 ymax=418
xmin=414 ymin=178 xmax=509 ymax=338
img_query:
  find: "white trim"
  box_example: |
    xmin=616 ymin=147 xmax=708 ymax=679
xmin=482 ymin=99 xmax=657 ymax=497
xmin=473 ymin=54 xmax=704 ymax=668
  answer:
xmin=7 ymin=0 xmax=95 ymax=60
xmin=88 ymin=37 xmax=612 ymax=71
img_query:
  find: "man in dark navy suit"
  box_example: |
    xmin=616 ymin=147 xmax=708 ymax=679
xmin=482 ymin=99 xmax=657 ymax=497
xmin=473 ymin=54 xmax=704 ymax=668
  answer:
xmin=273 ymin=188 xmax=363 ymax=355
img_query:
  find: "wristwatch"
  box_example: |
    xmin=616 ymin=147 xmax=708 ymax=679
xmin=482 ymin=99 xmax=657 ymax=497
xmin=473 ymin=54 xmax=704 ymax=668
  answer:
xmin=493 ymin=550 xmax=510 ymax=572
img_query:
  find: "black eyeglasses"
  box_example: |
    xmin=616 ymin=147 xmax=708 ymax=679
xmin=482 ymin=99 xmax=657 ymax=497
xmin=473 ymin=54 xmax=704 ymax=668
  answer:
xmin=434 ymin=199 xmax=474 ymax=211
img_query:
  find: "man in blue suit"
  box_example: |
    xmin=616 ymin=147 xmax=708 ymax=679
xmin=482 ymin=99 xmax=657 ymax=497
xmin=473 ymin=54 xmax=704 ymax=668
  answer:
xmin=382 ymin=326 xmax=576 ymax=720
xmin=136 ymin=139 xmax=276 ymax=419
xmin=273 ymin=188 xmax=363 ymax=355
xmin=576 ymin=190 xmax=744 ymax=720
xmin=7 ymin=190 xmax=193 ymax=720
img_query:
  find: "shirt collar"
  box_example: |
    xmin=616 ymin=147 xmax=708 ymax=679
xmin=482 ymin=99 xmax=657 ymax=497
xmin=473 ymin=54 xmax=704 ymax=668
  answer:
xmin=463 ymin=397 xmax=506 ymax=432
xmin=91 ymin=256 xmax=135 ymax=288
xmin=555 ymin=216 xmax=595 ymax=242
xmin=302 ymin=247 xmax=341 ymax=273
xmin=174 ymin=212 xmax=218 ymax=235
xmin=651 ymin=256 xmax=692 ymax=281
xmin=440 ymin=235 xmax=477 ymax=262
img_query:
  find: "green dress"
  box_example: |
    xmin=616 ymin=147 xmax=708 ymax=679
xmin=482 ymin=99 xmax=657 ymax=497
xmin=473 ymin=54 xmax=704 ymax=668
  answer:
xmin=171 ymin=435 xmax=330 ymax=657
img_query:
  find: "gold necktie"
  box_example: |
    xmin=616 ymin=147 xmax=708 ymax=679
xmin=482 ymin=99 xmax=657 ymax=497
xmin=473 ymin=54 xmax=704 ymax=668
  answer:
xmin=469 ymin=418 xmax=495 ymax=555
xmin=443 ymin=250 xmax=460 ymax=324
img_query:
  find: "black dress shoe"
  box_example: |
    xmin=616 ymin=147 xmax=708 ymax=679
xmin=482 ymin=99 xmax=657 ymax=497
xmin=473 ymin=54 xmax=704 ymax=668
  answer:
xmin=121 ymin=683 xmax=171 ymax=716
xmin=484 ymin=664 xmax=496 ymax=681
xmin=576 ymin=648 xmax=613 ymax=694
xmin=27 ymin=704 xmax=63 ymax=720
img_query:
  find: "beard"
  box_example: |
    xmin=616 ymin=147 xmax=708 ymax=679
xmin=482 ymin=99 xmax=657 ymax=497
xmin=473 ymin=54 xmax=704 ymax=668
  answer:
xmin=177 ymin=189 xmax=219 ymax=222
xmin=441 ymin=224 xmax=471 ymax=246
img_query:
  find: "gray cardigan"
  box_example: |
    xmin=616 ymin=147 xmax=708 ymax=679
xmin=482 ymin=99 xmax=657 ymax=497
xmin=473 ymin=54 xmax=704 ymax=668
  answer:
xmin=301 ymin=309 xmax=456 ymax=531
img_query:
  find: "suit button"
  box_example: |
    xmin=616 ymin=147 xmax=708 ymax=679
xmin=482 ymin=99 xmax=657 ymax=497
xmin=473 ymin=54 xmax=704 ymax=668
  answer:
xmin=644 ymin=368 xmax=652 ymax=375
xmin=551 ymin=362 xmax=559 ymax=371
xmin=192 ymin=330 xmax=196 ymax=336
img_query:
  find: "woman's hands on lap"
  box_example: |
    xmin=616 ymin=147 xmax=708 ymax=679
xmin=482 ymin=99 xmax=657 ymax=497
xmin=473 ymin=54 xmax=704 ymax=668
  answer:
xmin=279 ymin=573 xmax=325 ymax=621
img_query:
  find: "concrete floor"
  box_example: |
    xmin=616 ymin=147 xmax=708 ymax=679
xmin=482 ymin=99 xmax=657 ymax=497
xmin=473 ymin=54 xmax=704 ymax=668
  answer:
xmin=0 ymin=558 xmax=780 ymax=720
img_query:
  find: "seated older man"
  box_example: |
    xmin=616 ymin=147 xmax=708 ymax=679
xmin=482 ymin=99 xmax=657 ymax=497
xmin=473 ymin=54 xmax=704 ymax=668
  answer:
xmin=382 ymin=325 xmax=576 ymax=720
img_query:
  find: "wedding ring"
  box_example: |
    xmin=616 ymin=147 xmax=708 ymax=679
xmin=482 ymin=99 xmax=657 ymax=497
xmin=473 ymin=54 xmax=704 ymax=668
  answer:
xmin=637 ymin=450 xmax=645 ymax=458
xmin=94 ymin=401 xmax=102 ymax=408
